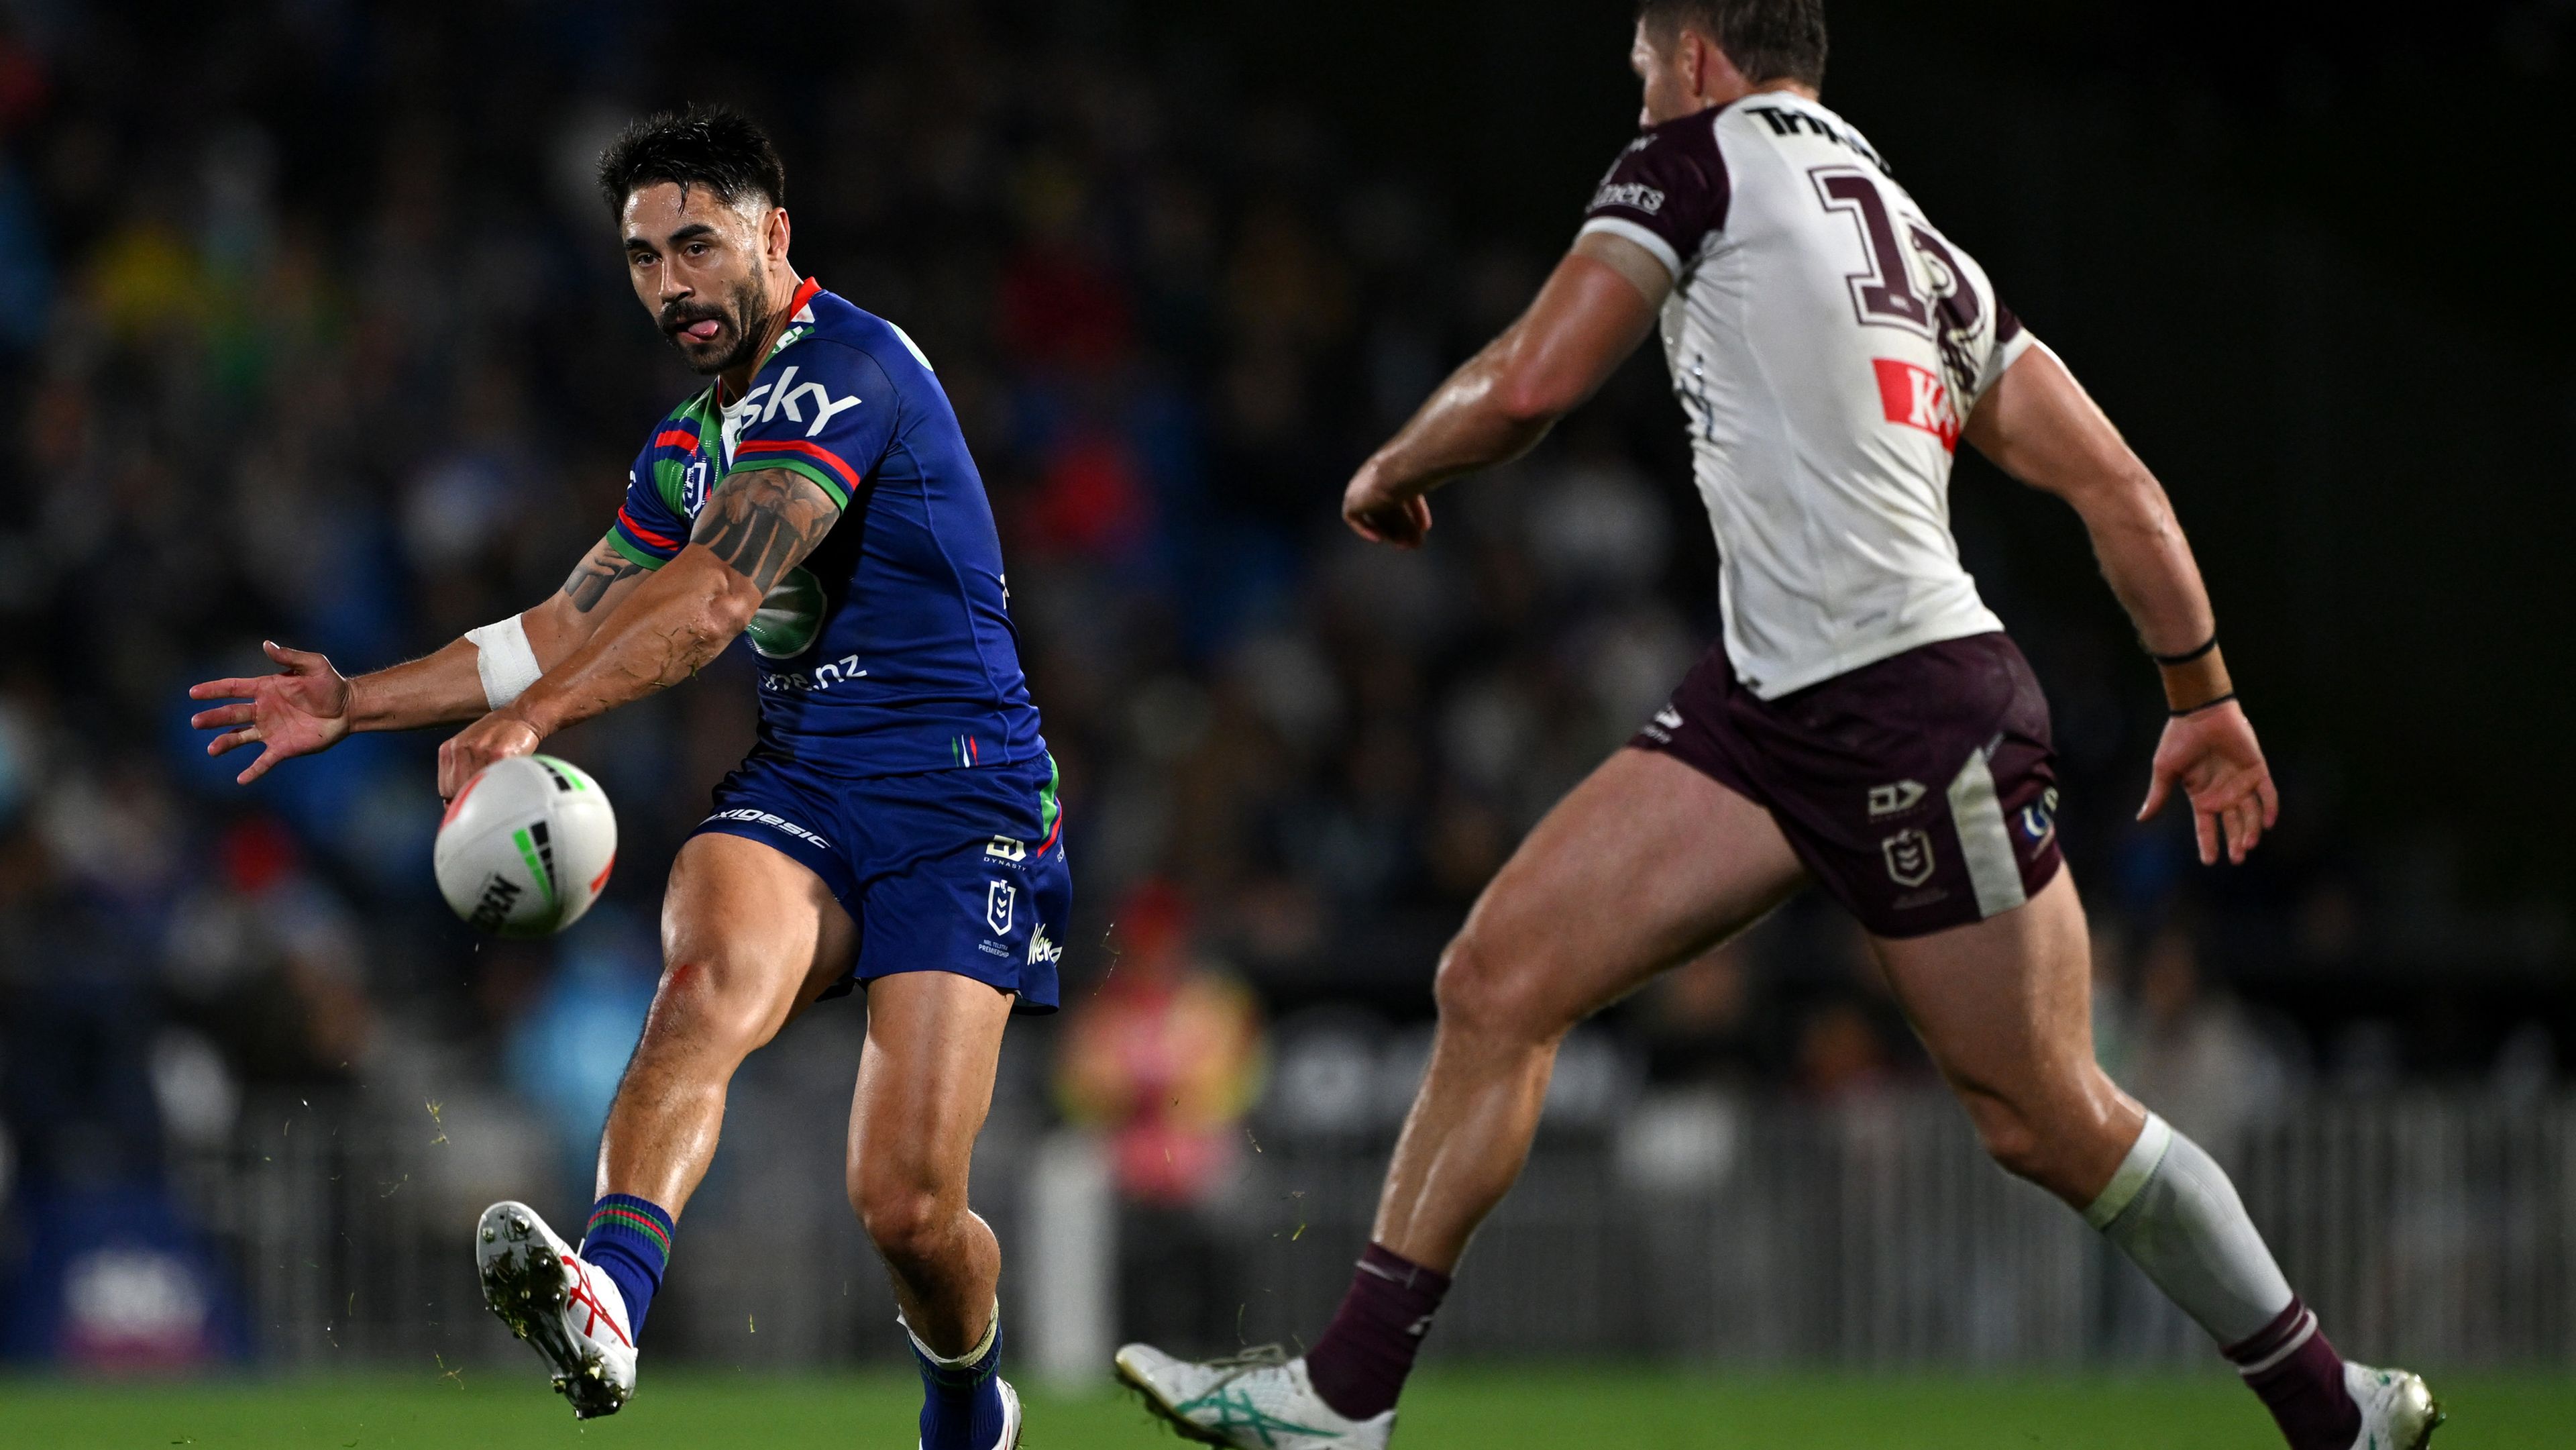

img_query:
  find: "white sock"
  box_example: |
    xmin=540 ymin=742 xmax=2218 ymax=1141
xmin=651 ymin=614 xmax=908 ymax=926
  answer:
xmin=902 ymin=1300 xmax=1000 ymax=1367
xmin=2083 ymin=1112 xmax=2294 ymax=1346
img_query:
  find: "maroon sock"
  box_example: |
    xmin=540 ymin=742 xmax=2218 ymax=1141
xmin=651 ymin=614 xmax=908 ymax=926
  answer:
xmin=1302 ymin=1243 xmax=1452 ymax=1421
xmin=2224 ymin=1298 xmax=2361 ymax=1450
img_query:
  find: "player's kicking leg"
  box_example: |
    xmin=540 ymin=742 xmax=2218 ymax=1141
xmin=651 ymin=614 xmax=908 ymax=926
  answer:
xmin=1116 ymin=749 xmax=1805 ymax=1448
xmin=476 ymin=833 xmax=854 ymax=1418
xmin=849 ymin=969 xmax=1023 ymax=1450
xmin=1872 ymin=871 xmax=2440 ymax=1450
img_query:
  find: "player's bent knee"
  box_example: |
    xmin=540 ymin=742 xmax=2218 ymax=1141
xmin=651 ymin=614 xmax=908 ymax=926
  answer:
xmin=1976 ymin=1115 xmax=2053 ymax=1185
xmin=851 ymin=1178 xmax=955 ymax=1264
xmin=1432 ymin=931 xmax=1566 ymax=1043
xmin=641 ymin=957 xmax=790 ymax=1056
xmin=1953 ymin=1089 xmax=2051 ymax=1178
xmin=1956 ymin=1088 xmax=2103 ymax=1199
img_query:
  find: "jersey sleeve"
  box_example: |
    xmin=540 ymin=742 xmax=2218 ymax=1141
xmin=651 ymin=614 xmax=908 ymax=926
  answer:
xmin=606 ymin=439 xmax=692 ymax=571
xmin=1966 ymin=303 xmax=2041 ymax=411
xmin=725 ymin=341 xmax=899 ymax=509
xmin=1576 ymin=115 xmax=1731 ymax=282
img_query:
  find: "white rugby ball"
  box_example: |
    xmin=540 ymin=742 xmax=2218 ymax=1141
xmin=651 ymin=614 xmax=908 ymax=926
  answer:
xmin=434 ymin=754 xmax=618 ymax=938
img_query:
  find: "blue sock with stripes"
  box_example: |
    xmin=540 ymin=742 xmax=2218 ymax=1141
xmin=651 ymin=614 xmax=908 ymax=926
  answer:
xmin=908 ymin=1306 xmax=1006 ymax=1450
xmin=579 ymin=1194 xmax=674 ymax=1339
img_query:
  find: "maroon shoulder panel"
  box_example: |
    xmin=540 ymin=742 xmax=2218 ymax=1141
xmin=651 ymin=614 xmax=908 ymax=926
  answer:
xmin=1581 ymin=108 xmax=1730 ymax=263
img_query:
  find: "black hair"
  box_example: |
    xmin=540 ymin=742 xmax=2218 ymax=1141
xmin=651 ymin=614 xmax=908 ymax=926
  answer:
xmin=595 ymin=104 xmax=788 ymax=222
xmin=1636 ymin=0 xmax=1829 ymax=89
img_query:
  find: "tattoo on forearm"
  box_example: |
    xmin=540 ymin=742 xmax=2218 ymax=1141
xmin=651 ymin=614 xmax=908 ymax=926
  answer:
xmin=692 ymin=471 xmax=840 ymax=592
xmin=560 ymin=543 xmax=644 ymax=613
xmin=524 ymin=474 xmax=841 ymax=738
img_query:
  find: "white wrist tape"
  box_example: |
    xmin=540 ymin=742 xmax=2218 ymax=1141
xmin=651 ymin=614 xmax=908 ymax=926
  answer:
xmin=464 ymin=615 xmax=543 ymax=709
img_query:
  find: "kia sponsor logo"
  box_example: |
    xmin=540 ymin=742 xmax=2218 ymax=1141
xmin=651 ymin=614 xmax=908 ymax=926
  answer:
xmin=1872 ymin=358 xmax=1957 ymax=452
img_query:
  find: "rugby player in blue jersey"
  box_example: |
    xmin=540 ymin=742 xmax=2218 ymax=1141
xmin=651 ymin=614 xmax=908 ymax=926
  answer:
xmin=187 ymin=107 xmax=1051 ymax=1449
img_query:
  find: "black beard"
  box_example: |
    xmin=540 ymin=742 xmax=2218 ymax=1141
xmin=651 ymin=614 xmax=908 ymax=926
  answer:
xmin=664 ymin=278 xmax=774 ymax=376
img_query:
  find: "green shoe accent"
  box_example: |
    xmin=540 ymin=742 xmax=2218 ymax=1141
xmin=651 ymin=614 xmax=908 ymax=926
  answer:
xmin=1170 ymin=1384 xmax=1343 ymax=1447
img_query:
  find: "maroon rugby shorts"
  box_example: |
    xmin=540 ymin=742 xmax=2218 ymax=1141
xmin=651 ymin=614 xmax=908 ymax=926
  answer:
xmin=1631 ymin=631 xmax=2062 ymax=938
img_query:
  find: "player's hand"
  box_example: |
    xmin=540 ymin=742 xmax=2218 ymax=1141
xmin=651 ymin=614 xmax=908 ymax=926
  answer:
xmin=439 ymin=711 xmax=543 ymax=803
xmin=2137 ymin=700 xmax=2279 ymax=866
xmin=1342 ymin=462 xmax=1434 ymax=550
xmin=188 ymin=641 xmax=355 ymax=785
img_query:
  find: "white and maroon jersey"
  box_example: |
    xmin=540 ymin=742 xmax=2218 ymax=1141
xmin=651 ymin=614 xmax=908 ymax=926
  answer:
xmin=1578 ymin=91 xmax=2036 ymax=698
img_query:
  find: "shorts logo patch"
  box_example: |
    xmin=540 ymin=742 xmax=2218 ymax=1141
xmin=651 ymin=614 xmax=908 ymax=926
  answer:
xmin=2021 ymin=786 xmax=2059 ymax=849
xmin=1882 ymin=828 xmax=1935 ymax=887
xmin=1868 ymin=780 xmax=1927 ymax=817
xmin=1027 ymin=925 xmax=1061 ymax=966
xmin=985 ymin=880 xmax=1016 ymax=936
xmin=704 ymin=807 xmax=832 ymax=851
xmin=985 ymin=835 xmax=1027 ymax=864
xmin=1654 ymin=706 xmax=1684 ymax=731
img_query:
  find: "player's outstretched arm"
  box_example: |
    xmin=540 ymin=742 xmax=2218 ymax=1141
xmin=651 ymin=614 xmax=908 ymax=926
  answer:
xmin=433 ymin=470 xmax=841 ymax=798
xmin=1342 ymin=231 xmax=1668 ymax=548
xmin=184 ymin=536 xmax=659 ymax=785
xmin=1964 ymin=343 xmax=2279 ymax=866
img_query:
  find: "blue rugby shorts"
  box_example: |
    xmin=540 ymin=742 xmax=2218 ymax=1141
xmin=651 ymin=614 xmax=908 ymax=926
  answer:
xmin=691 ymin=748 xmax=1069 ymax=1013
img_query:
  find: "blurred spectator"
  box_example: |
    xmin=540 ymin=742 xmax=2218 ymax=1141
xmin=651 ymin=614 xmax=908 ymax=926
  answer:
xmin=1638 ymin=940 xmax=1758 ymax=1086
xmin=2123 ymin=925 xmax=2299 ymax=1153
xmin=1057 ymin=880 xmax=1266 ymax=1206
xmin=503 ymin=909 xmax=659 ymax=1195
xmin=1056 ymin=880 xmax=1265 ymax=1352
xmin=161 ymin=817 xmax=373 ymax=1087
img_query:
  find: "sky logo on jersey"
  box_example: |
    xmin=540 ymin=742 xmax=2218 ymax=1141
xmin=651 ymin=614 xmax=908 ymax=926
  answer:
xmin=738 ymin=363 xmax=863 ymax=437
xmin=1872 ymin=358 xmax=1958 ymax=452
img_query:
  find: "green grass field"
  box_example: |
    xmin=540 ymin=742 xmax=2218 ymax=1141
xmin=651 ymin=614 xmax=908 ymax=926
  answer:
xmin=0 ymin=1369 xmax=2563 ymax=1449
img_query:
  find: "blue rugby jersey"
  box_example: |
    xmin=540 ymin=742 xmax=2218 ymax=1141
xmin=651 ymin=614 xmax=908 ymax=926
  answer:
xmin=605 ymin=278 xmax=1043 ymax=775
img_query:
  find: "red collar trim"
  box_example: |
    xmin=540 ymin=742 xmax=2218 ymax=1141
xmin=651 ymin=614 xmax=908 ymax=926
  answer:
xmin=716 ymin=278 xmax=828 ymax=408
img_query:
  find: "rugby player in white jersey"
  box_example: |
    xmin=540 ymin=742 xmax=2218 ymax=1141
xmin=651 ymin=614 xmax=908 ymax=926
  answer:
xmin=1116 ymin=4 xmax=2440 ymax=1448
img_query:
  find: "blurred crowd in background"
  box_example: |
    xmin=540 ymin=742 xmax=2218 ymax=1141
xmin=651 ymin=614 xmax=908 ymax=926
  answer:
xmin=0 ymin=0 xmax=2567 ymax=1368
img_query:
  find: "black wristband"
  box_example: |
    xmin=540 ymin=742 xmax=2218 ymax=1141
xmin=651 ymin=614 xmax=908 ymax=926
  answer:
xmin=2169 ymin=690 xmax=2237 ymax=718
xmin=2151 ymin=635 xmax=2219 ymax=667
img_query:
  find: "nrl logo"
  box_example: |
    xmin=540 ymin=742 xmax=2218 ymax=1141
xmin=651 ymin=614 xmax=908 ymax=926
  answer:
xmin=985 ymin=880 xmax=1016 ymax=936
xmin=1881 ymin=828 xmax=1935 ymax=888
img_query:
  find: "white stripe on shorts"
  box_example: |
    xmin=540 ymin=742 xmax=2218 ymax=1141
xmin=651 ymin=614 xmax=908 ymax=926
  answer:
xmin=1947 ymin=743 xmax=2028 ymax=920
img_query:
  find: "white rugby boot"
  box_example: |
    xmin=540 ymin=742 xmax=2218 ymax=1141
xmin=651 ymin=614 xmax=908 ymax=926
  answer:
xmin=1114 ymin=1343 xmax=1393 ymax=1449
xmin=2345 ymin=1361 xmax=2443 ymax=1450
xmin=475 ymin=1200 xmax=638 ymax=1419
